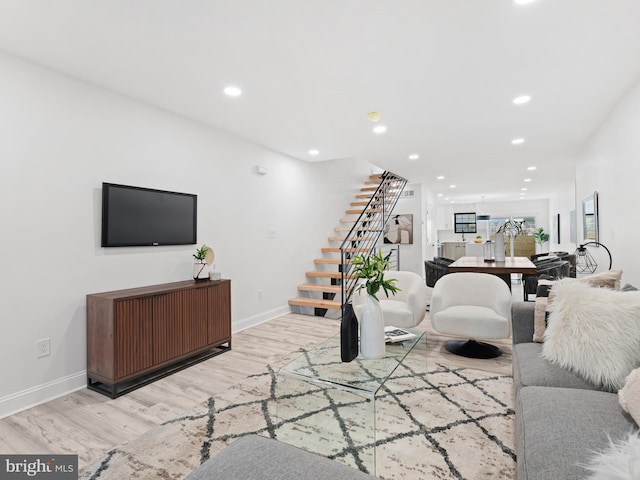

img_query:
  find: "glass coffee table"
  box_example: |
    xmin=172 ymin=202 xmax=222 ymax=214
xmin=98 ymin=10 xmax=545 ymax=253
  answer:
xmin=276 ymin=329 xmax=426 ymax=475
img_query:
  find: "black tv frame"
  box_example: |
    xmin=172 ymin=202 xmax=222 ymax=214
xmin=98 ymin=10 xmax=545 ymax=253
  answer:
xmin=101 ymin=182 xmax=197 ymax=247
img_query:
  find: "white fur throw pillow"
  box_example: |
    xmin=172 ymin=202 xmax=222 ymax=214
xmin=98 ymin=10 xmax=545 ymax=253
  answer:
xmin=542 ymin=280 xmax=640 ymax=391
xmin=583 ymin=431 xmax=640 ymax=480
xmin=619 ymin=368 xmax=640 ymax=426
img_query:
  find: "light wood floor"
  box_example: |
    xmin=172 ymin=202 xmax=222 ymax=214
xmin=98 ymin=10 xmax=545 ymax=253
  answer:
xmin=0 ymin=289 xmax=519 ymax=469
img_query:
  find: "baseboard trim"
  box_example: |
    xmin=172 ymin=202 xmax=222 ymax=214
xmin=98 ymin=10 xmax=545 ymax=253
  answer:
xmin=0 ymin=371 xmax=87 ymax=419
xmin=233 ymin=305 xmax=291 ymax=333
xmin=1 ymin=306 xmax=293 ymax=419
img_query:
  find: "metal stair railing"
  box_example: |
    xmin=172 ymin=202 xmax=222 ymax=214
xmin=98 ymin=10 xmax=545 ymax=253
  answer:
xmin=339 ymin=171 xmax=408 ymax=314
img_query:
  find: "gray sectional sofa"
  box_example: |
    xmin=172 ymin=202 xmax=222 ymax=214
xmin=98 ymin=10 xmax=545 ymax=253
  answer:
xmin=183 ymin=435 xmax=376 ymax=480
xmin=512 ymin=301 xmax=637 ymax=480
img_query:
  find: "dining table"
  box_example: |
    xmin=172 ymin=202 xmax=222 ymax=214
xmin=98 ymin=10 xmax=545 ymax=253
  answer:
xmin=447 ymin=256 xmax=536 ymax=289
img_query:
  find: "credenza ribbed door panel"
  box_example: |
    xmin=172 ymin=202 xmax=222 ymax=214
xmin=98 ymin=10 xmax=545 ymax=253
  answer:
xmin=208 ymin=281 xmax=231 ymax=345
xmin=114 ymin=297 xmax=154 ymax=379
xmin=182 ymin=287 xmax=209 ymax=353
xmin=153 ymin=292 xmax=185 ymax=365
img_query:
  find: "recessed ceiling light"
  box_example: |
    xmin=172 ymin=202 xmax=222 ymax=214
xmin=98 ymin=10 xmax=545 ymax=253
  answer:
xmin=451 ymin=200 xmax=456 ymax=204
xmin=437 ymin=176 xmax=445 ymax=180
xmin=444 ymin=197 xmax=449 ymax=200
xmin=514 ymin=0 xmax=537 ymax=5
xmin=437 ymin=193 xmax=443 ymax=197
xmin=224 ymin=85 xmax=242 ymax=97
xmin=512 ymin=138 xmax=525 ymax=145
xmin=308 ymin=149 xmax=319 ymax=156
xmin=527 ymin=166 xmax=537 ymax=171
xmin=521 ymin=187 xmax=528 ymax=191
xmin=408 ymin=154 xmax=420 ymax=160
xmin=373 ymin=125 xmax=387 ymax=134
xmin=524 ymin=178 xmax=532 ymax=182
xmin=513 ymin=95 xmax=531 ymax=105
xmin=449 ymin=184 xmax=456 ymax=189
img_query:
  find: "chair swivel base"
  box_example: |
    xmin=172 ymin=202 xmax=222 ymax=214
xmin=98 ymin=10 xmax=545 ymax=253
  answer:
xmin=444 ymin=340 xmax=502 ymax=359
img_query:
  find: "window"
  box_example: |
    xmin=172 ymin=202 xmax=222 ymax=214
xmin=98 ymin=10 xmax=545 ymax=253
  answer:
xmin=454 ymin=212 xmax=477 ymax=234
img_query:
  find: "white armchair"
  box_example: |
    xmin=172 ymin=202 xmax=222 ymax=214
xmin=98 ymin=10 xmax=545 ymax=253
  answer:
xmin=430 ymin=272 xmax=512 ymax=358
xmin=353 ymin=270 xmax=428 ymax=328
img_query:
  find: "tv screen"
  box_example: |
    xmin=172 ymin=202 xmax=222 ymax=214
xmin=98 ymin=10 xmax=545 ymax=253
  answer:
xmin=101 ymin=183 xmax=197 ymax=247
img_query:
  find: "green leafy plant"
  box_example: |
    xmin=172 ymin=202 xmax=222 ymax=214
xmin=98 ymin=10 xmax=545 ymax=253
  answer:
xmin=534 ymin=227 xmax=550 ymax=246
xmin=193 ymin=244 xmax=208 ymax=262
xmin=351 ymin=249 xmax=400 ymax=301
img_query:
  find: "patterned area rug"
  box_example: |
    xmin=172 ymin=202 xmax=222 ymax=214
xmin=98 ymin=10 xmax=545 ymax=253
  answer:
xmin=80 ymin=349 xmax=515 ymax=480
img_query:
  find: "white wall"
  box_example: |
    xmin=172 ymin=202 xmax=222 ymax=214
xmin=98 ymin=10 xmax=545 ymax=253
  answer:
xmin=0 ymin=51 xmax=375 ymax=417
xmin=547 ymin=179 xmax=577 ymax=254
xmin=575 ymin=77 xmax=640 ymax=285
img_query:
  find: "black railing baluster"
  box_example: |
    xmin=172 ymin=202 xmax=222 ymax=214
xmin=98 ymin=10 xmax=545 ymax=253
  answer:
xmin=339 ymin=171 xmax=407 ymax=317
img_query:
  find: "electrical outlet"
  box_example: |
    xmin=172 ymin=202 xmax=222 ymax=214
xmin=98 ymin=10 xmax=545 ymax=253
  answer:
xmin=37 ymin=338 xmax=50 ymax=358
xmin=268 ymin=229 xmax=276 ymax=238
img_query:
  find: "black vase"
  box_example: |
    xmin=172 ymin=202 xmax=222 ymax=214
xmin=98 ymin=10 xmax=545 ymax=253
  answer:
xmin=340 ymin=303 xmax=359 ymax=362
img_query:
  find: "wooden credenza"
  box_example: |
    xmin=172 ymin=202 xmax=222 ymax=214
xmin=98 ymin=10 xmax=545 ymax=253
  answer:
xmin=86 ymin=279 xmax=231 ymax=398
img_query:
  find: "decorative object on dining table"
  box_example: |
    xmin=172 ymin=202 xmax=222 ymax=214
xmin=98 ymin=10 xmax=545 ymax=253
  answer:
xmin=483 ymin=239 xmax=495 ymax=262
xmin=193 ymin=244 xmax=214 ymax=280
xmin=497 ymin=219 xmax=524 ymax=258
xmin=494 ymin=232 xmax=506 ymax=262
xmin=573 ymin=241 xmax=613 ymax=274
xmin=474 ymin=235 xmax=483 ymax=243
xmin=351 ymin=249 xmax=400 ymax=359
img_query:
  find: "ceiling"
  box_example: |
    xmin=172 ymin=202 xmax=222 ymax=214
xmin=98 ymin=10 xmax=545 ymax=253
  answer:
xmin=2 ymin=0 xmax=640 ymax=204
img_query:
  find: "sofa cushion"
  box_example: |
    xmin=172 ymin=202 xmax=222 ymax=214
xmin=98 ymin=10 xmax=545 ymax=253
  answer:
xmin=532 ymin=269 xmax=623 ymax=342
xmin=619 ymin=367 xmax=640 ymax=426
xmin=183 ymin=435 xmax=376 ymax=480
xmin=533 ymin=278 xmax=554 ymax=342
xmin=513 ymin=343 xmax=598 ymax=392
xmin=515 ymin=386 xmax=637 ymax=480
xmin=543 ymin=280 xmax=640 ymax=392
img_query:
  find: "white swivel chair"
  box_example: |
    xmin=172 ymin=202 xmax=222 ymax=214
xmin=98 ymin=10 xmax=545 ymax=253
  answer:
xmin=353 ymin=270 xmax=429 ymax=328
xmin=430 ymin=272 xmax=512 ymax=358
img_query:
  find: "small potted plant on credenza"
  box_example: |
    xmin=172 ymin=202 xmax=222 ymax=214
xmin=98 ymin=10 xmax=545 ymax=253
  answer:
xmin=193 ymin=244 xmax=214 ymax=280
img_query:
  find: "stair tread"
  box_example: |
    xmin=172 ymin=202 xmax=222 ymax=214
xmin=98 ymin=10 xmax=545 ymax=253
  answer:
xmin=314 ymin=258 xmax=350 ymax=265
xmin=298 ymin=284 xmax=342 ymax=293
xmin=351 ymin=200 xmax=394 ymax=206
xmin=306 ymin=271 xmax=356 ymax=279
xmin=334 ymin=227 xmax=380 ymax=232
xmin=328 ymin=236 xmax=376 ymax=242
xmin=321 ymin=247 xmax=370 ymax=253
xmin=288 ymin=297 xmax=342 ymax=310
xmin=346 ymin=208 xmax=382 ymax=214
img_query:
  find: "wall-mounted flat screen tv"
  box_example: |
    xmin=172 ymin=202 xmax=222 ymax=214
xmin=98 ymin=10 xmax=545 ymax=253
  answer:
xmin=101 ymin=182 xmax=197 ymax=247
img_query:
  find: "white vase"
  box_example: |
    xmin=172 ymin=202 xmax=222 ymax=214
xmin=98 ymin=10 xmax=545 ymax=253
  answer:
xmin=193 ymin=261 xmax=209 ymax=280
xmin=360 ymin=294 xmax=385 ymax=359
xmin=495 ymin=233 xmax=506 ymax=262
